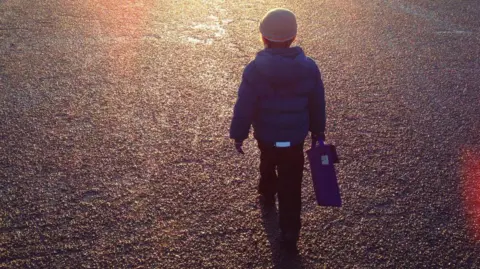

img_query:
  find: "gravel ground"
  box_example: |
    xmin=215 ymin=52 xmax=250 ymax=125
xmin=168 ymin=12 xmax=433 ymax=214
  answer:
xmin=1 ymin=0 xmax=480 ymax=268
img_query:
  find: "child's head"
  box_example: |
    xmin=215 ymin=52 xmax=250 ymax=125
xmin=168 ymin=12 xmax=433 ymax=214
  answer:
xmin=260 ymin=8 xmax=297 ymax=48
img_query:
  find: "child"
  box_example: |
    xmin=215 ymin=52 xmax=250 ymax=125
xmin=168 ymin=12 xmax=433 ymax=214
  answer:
xmin=229 ymin=8 xmax=326 ymax=254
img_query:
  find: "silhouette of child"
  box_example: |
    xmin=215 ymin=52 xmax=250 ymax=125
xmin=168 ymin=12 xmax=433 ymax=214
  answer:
xmin=229 ymin=8 xmax=326 ymax=255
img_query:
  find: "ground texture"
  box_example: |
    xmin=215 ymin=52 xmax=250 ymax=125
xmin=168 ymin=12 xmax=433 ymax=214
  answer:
xmin=1 ymin=0 xmax=480 ymax=268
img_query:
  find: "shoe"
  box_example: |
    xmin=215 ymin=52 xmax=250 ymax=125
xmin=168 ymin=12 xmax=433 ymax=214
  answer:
xmin=281 ymin=232 xmax=299 ymax=256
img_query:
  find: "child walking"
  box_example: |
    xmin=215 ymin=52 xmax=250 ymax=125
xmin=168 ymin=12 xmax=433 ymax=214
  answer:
xmin=229 ymin=8 xmax=326 ymax=254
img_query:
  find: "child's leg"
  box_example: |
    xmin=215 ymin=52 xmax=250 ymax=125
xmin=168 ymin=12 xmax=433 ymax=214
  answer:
xmin=257 ymin=142 xmax=278 ymax=199
xmin=277 ymin=143 xmax=304 ymax=240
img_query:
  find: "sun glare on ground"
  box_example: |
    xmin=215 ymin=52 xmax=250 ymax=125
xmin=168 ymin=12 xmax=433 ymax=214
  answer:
xmin=462 ymin=149 xmax=480 ymax=241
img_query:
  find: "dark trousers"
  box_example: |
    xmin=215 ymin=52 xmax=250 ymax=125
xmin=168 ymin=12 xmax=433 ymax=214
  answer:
xmin=257 ymin=141 xmax=304 ymax=237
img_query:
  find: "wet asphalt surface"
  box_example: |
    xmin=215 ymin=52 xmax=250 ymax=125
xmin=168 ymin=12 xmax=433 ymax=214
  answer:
xmin=1 ymin=0 xmax=480 ymax=268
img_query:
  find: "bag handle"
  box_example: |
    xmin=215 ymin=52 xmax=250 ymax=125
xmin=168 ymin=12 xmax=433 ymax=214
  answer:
xmin=311 ymin=138 xmax=324 ymax=149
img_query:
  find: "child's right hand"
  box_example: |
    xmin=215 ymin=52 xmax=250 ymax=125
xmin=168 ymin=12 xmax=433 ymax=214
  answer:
xmin=312 ymin=133 xmax=325 ymax=141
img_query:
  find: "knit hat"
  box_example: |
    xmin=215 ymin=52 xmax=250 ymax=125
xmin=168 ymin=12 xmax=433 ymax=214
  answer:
xmin=259 ymin=8 xmax=297 ymax=42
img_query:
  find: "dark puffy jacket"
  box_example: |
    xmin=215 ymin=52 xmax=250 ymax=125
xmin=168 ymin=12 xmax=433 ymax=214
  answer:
xmin=229 ymin=47 xmax=326 ymax=146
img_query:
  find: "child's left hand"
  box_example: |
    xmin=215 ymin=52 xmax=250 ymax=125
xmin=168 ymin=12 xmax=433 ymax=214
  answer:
xmin=234 ymin=140 xmax=245 ymax=154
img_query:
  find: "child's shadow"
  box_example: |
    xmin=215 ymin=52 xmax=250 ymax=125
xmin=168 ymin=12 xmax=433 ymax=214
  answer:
xmin=260 ymin=205 xmax=304 ymax=269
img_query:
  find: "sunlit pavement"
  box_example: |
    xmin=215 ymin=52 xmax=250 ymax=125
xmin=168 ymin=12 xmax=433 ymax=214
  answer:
xmin=1 ymin=0 xmax=480 ymax=268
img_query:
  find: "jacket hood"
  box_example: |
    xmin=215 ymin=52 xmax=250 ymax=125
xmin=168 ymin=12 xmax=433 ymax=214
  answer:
xmin=253 ymin=46 xmax=312 ymax=83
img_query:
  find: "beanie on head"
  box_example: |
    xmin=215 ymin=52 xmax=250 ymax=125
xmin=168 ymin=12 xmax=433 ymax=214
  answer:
xmin=259 ymin=8 xmax=297 ymax=42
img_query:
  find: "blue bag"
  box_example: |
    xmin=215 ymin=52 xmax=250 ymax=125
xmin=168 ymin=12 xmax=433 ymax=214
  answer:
xmin=306 ymin=140 xmax=342 ymax=207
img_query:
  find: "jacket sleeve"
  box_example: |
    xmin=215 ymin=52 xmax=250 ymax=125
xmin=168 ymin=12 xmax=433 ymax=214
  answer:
xmin=309 ymin=66 xmax=326 ymax=136
xmin=229 ymin=70 xmax=257 ymax=142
